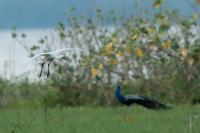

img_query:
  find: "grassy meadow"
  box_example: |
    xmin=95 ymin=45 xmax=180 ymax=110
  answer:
xmin=0 ymin=105 xmax=200 ymax=133
xmin=1 ymin=1 xmax=200 ymax=133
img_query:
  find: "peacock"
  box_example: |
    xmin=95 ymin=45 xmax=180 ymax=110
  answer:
xmin=115 ymin=85 xmax=170 ymax=110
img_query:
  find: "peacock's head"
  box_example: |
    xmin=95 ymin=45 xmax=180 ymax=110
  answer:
xmin=115 ymin=85 xmax=122 ymax=94
xmin=115 ymin=85 xmax=127 ymax=103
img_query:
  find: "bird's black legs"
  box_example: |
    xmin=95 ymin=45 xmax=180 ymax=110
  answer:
xmin=38 ymin=58 xmax=53 ymax=78
xmin=39 ymin=63 xmax=45 ymax=78
xmin=47 ymin=59 xmax=53 ymax=78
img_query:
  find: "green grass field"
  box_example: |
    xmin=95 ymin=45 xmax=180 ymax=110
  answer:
xmin=0 ymin=105 xmax=200 ymax=133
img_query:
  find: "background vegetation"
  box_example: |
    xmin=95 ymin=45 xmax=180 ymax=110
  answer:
xmin=1 ymin=0 xmax=200 ymax=108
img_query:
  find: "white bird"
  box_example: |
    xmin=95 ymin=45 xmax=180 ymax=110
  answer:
xmin=25 ymin=48 xmax=87 ymax=78
xmin=25 ymin=48 xmax=86 ymax=62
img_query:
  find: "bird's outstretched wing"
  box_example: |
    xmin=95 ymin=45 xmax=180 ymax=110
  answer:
xmin=49 ymin=48 xmax=87 ymax=54
xmin=24 ymin=48 xmax=87 ymax=64
xmin=24 ymin=53 xmax=51 ymax=64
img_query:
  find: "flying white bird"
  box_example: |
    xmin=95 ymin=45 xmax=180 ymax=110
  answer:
xmin=25 ymin=48 xmax=87 ymax=78
xmin=25 ymin=48 xmax=86 ymax=62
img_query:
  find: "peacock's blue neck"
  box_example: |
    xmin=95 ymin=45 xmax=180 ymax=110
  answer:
xmin=115 ymin=86 xmax=127 ymax=102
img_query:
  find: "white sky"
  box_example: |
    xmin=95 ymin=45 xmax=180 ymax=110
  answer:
xmin=0 ymin=29 xmax=51 ymax=78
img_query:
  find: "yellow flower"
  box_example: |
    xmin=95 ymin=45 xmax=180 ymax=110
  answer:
xmin=135 ymin=47 xmax=144 ymax=57
xmin=105 ymin=42 xmax=113 ymax=54
xmin=131 ymin=34 xmax=138 ymax=40
xmin=153 ymin=2 xmax=161 ymax=8
xmin=98 ymin=64 xmax=104 ymax=71
xmin=153 ymin=0 xmax=163 ymax=9
xmin=188 ymin=58 xmax=194 ymax=66
xmin=147 ymin=28 xmax=156 ymax=34
xmin=116 ymin=51 xmax=124 ymax=57
xmin=179 ymin=48 xmax=188 ymax=58
xmin=91 ymin=68 xmax=99 ymax=78
xmin=149 ymin=44 xmax=158 ymax=51
xmin=192 ymin=13 xmax=199 ymax=20
xmin=112 ymin=37 xmax=117 ymax=43
xmin=162 ymin=41 xmax=170 ymax=49
xmin=110 ymin=59 xmax=118 ymax=65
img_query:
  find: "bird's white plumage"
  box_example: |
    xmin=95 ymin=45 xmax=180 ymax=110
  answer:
xmin=24 ymin=48 xmax=87 ymax=64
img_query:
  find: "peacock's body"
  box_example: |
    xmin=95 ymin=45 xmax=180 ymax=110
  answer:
xmin=115 ymin=85 xmax=169 ymax=110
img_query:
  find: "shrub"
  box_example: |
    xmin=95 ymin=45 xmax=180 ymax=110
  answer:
xmin=9 ymin=0 xmax=200 ymax=106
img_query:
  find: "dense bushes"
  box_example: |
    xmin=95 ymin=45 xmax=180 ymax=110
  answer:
xmin=4 ymin=0 xmax=200 ymax=107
